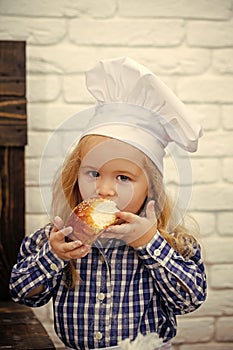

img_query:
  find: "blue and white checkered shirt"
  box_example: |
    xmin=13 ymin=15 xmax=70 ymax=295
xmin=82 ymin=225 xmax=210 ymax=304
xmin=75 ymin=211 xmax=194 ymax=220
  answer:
xmin=10 ymin=225 xmax=206 ymax=350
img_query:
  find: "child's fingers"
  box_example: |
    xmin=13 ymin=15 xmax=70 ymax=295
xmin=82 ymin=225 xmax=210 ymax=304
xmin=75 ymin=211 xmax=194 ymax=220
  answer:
xmin=116 ymin=211 xmax=137 ymax=223
xmin=51 ymin=216 xmax=74 ymax=241
xmin=54 ymin=216 xmax=64 ymax=230
xmin=52 ymin=240 xmax=91 ymax=260
xmin=63 ymin=239 xmax=83 ymax=251
xmin=102 ymin=222 xmax=131 ymax=238
xmin=51 ymin=226 xmax=73 ymax=241
xmin=67 ymin=244 xmax=91 ymax=259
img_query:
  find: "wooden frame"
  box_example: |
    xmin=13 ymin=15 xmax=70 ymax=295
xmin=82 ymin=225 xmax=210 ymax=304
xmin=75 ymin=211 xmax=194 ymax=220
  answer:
xmin=0 ymin=41 xmax=27 ymax=301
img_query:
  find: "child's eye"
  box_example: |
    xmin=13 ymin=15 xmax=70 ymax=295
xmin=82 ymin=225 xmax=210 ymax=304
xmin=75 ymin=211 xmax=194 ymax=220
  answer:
xmin=88 ymin=170 xmax=99 ymax=178
xmin=117 ymin=175 xmax=130 ymax=182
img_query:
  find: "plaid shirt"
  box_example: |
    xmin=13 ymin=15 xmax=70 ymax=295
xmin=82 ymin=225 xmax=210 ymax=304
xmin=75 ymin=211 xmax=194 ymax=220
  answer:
xmin=10 ymin=225 xmax=206 ymax=350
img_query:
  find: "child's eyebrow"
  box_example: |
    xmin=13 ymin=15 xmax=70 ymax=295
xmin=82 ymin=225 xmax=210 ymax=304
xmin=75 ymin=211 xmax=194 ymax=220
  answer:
xmin=79 ymin=165 xmax=98 ymax=169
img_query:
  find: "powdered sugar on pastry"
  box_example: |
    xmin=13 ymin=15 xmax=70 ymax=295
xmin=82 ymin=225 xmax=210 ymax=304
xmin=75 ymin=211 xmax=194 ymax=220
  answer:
xmin=65 ymin=198 xmax=119 ymax=244
xmin=74 ymin=198 xmax=118 ymax=232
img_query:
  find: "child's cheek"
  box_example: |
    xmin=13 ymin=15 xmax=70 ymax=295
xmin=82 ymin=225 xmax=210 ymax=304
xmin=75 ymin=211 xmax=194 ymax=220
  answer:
xmin=116 ymin=183 xmax=134 ymax=211
xmin=78 ymin=176 xmax=96 ymax=200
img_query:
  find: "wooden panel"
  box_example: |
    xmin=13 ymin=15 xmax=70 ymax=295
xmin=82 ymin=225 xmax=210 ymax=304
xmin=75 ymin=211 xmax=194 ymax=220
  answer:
xmin=0 ymin=41 xmax=27 ymax=300
xmin=0 ymin=302 xmax=55 ymax=349
xmin=0 ymin=147 xmax=25 ymax=300
xmin=0 ymin=41 xmax=27 ymax=146
xmin=0 ymin=41 xmax=26 ymax=95
xmin=0 ymin=41 xmax=55 ymax=350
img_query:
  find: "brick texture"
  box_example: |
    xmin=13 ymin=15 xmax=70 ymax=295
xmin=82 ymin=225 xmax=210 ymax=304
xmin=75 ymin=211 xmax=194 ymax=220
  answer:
xmin=1 ymin=0 xmax=233 ymax=348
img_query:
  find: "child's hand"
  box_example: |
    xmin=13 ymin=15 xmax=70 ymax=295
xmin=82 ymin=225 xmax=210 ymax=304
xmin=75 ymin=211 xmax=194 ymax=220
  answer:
xmin=101 ymin=201 xmax=157 ymax=248
xmin=49 ymin=216 xmax=91 ymax=261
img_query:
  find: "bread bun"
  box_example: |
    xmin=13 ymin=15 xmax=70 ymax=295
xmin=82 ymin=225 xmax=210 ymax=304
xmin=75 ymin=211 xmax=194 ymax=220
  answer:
xmin=66 ymin=198 xmax=118 ymax=244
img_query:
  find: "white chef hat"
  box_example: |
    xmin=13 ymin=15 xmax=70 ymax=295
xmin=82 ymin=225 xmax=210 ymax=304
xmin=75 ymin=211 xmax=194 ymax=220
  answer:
xmin=40 ymin=56 xmax=202 ymax=229
xmin=81 ymin=56 xmax=202 ymax=173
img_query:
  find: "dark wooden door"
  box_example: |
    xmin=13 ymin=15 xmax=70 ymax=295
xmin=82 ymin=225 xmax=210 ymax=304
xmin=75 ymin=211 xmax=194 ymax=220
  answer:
xmin=0 ymin=41 xmax=27 ymax=300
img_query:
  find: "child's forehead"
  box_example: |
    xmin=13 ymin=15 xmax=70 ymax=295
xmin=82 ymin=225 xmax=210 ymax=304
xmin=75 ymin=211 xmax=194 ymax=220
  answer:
xmin=80 ymin=135 xmax=146 ymax=168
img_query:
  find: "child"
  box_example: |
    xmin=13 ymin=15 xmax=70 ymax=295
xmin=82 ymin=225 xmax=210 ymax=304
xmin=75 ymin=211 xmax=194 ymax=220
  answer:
xmin=10 ymin=57 xmax=207 ymax=350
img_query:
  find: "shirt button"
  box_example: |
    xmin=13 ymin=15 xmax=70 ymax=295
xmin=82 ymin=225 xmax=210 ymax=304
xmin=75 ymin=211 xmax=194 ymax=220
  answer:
xmin=97 ymin=292 xmax=105 ymax=301
xmin=154 ymin=248 xmax=161 ymax=257
xmin=95 ymin=331 xmax=103 ymax=340
xmin=50 ymin=263 xmax=58 ymax=271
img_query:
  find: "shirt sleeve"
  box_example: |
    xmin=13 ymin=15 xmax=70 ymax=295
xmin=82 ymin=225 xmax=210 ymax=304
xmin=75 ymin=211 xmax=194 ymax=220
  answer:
xmin=136 ymin=230 xmax=207 ymax=315
xmin=9 ymin=225 xmax=67 ymax=307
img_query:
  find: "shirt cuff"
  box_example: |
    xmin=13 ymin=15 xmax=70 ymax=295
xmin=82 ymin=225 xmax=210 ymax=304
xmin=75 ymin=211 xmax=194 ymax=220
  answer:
xmin=35 ymin=240 xmax=67 ymax=278
xmin=137 ymin=230 xmax=176 ymax=267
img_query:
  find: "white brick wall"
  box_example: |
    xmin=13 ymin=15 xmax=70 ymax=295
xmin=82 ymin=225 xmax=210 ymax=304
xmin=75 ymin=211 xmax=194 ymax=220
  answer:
xmin=1 ymin=0 xmax=233 ymax=349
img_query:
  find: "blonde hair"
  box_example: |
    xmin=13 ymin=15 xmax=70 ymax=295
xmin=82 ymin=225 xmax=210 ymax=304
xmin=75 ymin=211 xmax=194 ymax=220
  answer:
xmin=52 ymin=135 xmax=199 ymax=288
xmin=143 ymin=155 xmax=199 ymax=258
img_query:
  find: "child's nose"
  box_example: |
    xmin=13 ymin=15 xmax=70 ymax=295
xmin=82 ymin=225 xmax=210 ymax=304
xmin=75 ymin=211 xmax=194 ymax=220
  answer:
xmin=96 ymin=179 xmax=116 ymax=198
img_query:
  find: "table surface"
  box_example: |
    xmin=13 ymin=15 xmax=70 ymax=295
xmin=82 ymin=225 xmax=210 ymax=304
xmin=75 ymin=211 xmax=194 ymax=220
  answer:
xmin=0 ymin=301 xmax=55 ymax=349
